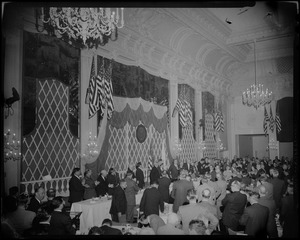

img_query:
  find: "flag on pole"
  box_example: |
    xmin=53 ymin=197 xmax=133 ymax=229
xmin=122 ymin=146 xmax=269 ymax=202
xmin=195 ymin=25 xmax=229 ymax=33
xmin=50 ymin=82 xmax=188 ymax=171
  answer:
xmin=263 ymin=105 xmax=269 ymax=136
xmin=275 ymin=102 xmax=281 ymax=133
xmin=214 ymin=111 xmax=221 ymax=132
xmin=269 ymin=105 xmax=275 ymax=132
xmin=88 ymin=56 xmax=101 ymax=118
xmin=105 ymin=61 xmax=114 ymax=120
xmin=219 ymin=111 xmax=225 ymax=132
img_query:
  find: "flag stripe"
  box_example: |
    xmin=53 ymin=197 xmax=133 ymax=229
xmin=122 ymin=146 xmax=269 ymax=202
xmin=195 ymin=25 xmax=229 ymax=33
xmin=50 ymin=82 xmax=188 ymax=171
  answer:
xmin=263 ymin=105 xmax=269 ymax=136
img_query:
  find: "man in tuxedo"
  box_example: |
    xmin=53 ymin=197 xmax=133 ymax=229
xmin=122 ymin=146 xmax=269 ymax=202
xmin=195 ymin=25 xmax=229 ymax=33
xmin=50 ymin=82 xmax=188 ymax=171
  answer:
xmin=221 ymin=180 xmax=247 ymax=233
xmin=239 ymin=190 xmax=269 ymax=237
xmin=150 ymin=160 xmax=161 ymax=184
xmin=269 ymin=169 xmax=286 ymax=211
xmin=135 ymin=162 xmax=145 ymax=189
xmin=182 ymin=159 xmax=194 ymax=175
xmin=48 ymin=197 xmax=76 ymax=235
xmin=171 ymin=172 xmax=194 ymax=213
xmin=257 ymin=185 xmax=278 ymax=238
xmin=140 ymin=180 xmax=164 ymax=217
xmin=124 ymin=171 xmax=139 ymax=223
xmin=99 ymin=219 xmax=122 ymax=235
xmin=96 ymin=170 xmax=109 ymax=197
xmin=109 ymin=179 xmax=127 ymax=223
xmin=167 ymin=159 xmax=179 ymax=182
xmin=158 ymin=170 xmax=171 ymax=203
xmin=68 ymin=167 xmax=84 ymax=206
xmin=27 ymin=186 xmax=45 ymax=213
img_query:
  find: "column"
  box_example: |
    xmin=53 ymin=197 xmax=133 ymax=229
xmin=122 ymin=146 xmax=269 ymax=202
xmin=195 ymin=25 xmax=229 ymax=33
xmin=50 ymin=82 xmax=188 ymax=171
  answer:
xmin=169 ymin=80 xmax=178 ymax=160
xmin=195 ymin=89 xmax=203 ymax=159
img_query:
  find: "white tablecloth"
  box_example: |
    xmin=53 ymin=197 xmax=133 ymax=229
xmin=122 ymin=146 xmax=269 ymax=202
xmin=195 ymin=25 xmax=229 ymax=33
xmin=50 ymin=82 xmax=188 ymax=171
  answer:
xmin=71 ymin=192 xmax=143 ymax=234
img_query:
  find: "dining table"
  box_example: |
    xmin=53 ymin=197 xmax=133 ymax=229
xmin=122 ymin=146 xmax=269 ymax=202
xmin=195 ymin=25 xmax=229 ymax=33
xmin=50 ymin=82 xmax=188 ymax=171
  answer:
xmin=71 ymin=191 xmax=144 ymax=234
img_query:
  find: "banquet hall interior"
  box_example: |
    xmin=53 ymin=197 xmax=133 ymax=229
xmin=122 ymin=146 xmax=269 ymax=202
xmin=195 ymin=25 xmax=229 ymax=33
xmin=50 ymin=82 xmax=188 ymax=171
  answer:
xmin=1 ymin=1 xmax=299 ymax=237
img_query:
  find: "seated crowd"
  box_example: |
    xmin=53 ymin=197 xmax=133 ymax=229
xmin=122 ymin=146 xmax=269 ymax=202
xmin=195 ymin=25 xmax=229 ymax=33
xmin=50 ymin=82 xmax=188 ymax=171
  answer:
xmin=1 ymin=155 xmax=297 ymax=237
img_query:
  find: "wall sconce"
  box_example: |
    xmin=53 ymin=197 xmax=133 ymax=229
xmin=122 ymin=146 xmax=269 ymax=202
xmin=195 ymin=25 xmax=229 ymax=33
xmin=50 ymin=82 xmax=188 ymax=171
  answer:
xmin=173 ymin=137 xmax=182 ymax=158
xmin=4 ymin=87 xmax=20 ymax=119
xmin=4 ymin=129 xmax=21 ymax=162
xmin=216 ymin=137 xmax=225 ymax=151
xmin=198 ymin=140 xmax=206 ymax=151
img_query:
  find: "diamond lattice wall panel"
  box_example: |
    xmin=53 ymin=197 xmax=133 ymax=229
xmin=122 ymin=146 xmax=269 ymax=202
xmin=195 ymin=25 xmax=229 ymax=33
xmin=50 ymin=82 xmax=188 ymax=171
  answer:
xmin=105 ymin=123 xmax=168 ymax=173
xmin=180 ymin=127 xmax=196 ymax=162
xmin=203 ymin=113 xmax=217 ymax=158
xmin=22 ymin=79 xmax=79 ymax=185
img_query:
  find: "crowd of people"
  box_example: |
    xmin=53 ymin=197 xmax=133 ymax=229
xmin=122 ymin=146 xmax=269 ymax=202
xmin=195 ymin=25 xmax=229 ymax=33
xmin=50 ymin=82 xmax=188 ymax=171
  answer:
xmin=1 ymin=155 xmax=298 ymax=237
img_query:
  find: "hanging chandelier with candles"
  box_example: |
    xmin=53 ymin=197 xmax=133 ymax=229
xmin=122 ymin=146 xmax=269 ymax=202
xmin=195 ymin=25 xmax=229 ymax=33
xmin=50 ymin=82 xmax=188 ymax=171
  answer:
xmin=35 ymin=7 xmax=124 ymax=49
xmin=242 ymin=40 xmax=272 ymax=109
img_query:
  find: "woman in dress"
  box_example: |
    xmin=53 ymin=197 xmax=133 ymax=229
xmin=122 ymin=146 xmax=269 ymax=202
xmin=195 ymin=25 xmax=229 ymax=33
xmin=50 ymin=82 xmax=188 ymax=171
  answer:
xmin=82 ymin=169 xmax=97 ymax=200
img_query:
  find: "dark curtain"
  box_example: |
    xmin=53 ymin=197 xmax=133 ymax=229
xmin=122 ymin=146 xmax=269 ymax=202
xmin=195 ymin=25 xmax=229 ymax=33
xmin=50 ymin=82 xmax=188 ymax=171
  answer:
xmin=277 ymin=97 xmax=293 ymax=142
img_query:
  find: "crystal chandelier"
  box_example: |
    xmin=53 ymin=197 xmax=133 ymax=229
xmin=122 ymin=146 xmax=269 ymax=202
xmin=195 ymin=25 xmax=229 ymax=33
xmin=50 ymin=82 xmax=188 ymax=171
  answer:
xmin=242 ymin=40 xmax=272 ymax=109
xmin=4 ymin=129 xmax=21 ymax=162
xmin=82 ymin=132 xmax=99 ymax=161
xmin=36 ymin=7 xmax=124 ymax=48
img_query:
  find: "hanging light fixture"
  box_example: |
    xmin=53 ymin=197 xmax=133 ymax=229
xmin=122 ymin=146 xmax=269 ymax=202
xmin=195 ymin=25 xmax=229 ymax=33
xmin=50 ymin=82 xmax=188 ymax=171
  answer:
xmin=35 ymin=7 xmax=124 ymax=49
xmin=242 ymin=39 xmax=272 ymax=109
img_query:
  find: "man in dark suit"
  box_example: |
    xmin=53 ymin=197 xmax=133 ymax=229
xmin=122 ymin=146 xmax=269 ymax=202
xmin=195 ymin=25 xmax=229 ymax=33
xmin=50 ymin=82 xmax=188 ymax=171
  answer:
xmin=269 ymin=169 xmax=286 ymax=211
xmin=109 ymin=179 xmax=127 ymax=223
xmin=257 ymin=185 xmax=278 ymax=237
xmin=171 ymin=172 xmax=194 ymax=213
xmin=239 ymin=191 xmax=269 ymax=237
xmin=68 ymin=167 xmax=84 ymax=206
xmin=221 ymin=180 xmax=247 ymax=233
xmin=96 ymin=170 xmax=109 ymax=197
xmin=150 ymin=160 xmax=161 ymax=184
xmin=182 ymin=159 xmax=194 ymax=174
xmin=135 ymin=162 xmax=145 ymax=189
xmin=158 ymin=171 xmax=171 ymax=203
xmin=99 ymin=219 xmax=122 ymax=235
xmin=140 ymin=180 xmax=164 ymax=217
xmin=167 ymin=159 xmax=179 ymax=182
xmin=3 ymin=186 xmax=19 ymax=215
xmin=197 ymin=158 xmax=206 ymax=176
xmin=48 ymin=197 xmax=76 ymax=235
xmin=124 ymin=171 xmax=139 ymax=223
xmin=27 ymin=186 xmax=45 ymax=213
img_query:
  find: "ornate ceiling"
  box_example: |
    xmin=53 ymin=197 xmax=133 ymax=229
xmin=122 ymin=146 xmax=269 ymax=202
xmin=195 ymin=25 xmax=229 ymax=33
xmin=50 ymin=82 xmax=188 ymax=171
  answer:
xmin=5 ymin=2 xmax=297 ymax=100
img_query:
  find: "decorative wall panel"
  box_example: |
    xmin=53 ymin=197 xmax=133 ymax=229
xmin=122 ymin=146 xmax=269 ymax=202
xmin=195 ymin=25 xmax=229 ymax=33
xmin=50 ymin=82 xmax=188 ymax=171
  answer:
xmin=179 ymin=127 xmax=197 ymax=161
xmin=22 ymin=79 xmax=80 ymax=184
xmin=203 ymin=113 xmax=217 ymax=158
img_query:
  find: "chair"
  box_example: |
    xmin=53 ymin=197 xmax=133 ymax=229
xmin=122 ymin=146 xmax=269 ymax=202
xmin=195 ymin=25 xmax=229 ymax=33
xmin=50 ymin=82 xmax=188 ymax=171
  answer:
xmin=69 ymin=212 xmax=82 ymax=230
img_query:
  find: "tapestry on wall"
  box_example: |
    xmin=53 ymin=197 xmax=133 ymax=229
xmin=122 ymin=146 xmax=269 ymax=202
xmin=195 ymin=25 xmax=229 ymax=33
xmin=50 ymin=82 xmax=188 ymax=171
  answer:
xmin=202 ymin=91 xmax=215 ymax=140
xmin=86 ymin=97 xmax=172 ymax=180
xmin=22 ymin=31 xmax=80 ymax=137
xmin=96 ymin=55 xmax=170 ymax=129
xmin=21 ymin=31 xmax=80 ymax=188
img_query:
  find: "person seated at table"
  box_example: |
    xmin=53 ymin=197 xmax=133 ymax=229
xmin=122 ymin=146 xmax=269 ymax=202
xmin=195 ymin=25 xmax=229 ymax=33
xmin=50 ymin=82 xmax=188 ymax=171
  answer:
xmin=107 ymin=167 xmax=120 ymax=195
xmin=138 ymin=214 xmax=165 ymax=234
xmin=69 ymin=167 xmax=85 ymax=206
xmin=96 ymin=170 xmax=109 ymax=197
xmin=48 ymin=196 xmax=77 ymax=236
xmin=82 ymin=169 xmax=97 ymax=200
xmin=109 ymin=179 xmax=127 ymax=223
xmin=188 ymin=219 xmax=208 ymax=235
xmin=3 ymin=186 xmax=19 ymax=215
xmin=156 ymin=212 xmax=185 ymax=235
xmin=26 ymin=186 xmax=46 ymax=213
xmin=6 ymin=193 xmax=36 ymax=237
xmin=27 ymin=204 xmax=51 ymax=236
xmin=40 ymin=188 xmax=56 ymax=215
xmin=99 ymin=218 xmax=122 ymax=235
xmin=88 ymin=226 xmax=103 ymax=235
xmin=135 ymin=162 xmax=145 ymax=189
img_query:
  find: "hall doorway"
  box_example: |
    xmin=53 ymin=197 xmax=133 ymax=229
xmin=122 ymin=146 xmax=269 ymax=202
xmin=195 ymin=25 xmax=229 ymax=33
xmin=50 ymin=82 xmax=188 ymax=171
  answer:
xmin=237 ymin=134 xmax=269 ymax=158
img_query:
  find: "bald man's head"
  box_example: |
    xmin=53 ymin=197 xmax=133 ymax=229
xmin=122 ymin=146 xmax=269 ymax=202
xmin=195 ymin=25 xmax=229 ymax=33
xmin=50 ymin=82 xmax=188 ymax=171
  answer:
xmin=202 ymin=188 xmax=211 ymax=199
xmin=167 ymin=213 xmax=181 ymax=227
xmin=258 ymin=185 xmax=267 ymax=197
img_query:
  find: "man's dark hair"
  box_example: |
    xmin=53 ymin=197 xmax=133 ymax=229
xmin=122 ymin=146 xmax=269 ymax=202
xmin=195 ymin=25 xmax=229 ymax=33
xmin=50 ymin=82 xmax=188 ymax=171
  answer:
xmin=51 ymin=196 xmax=63 ymax=209
xmin=88 ymin=226 xmax=103 ymax=235
xmin=72 ymin=167 xmax=80 ymax=176
xmin=18 ymin=193 xmax=29 ymax=205
xmin=150 ymin=179 xmax=159 ymax=185
xmin=46 ymin=188 xmax=56 ymax=198
xmin=102 ymin=218 xmax=112 ymax=226
xmin=9 ymin=186 xmax=19 ymax=196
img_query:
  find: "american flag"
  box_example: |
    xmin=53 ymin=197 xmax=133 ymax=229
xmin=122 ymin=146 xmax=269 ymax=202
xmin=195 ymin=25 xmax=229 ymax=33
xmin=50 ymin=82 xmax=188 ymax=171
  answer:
xmin=275 ymin=102 xmax=281 ymax=133
xmin=269 ymin=105 xmax=275 ymax=132
xmin=219 ymin=111 xmax=224 ymax=132
xmin=148 ymin=156 xmax=153 ymax=170
xmin=98 ymin=60 xmax=106 ymax=119
xmin=88 ymin=56 xmax=101 ymax=119
xmin=104 ymin=61 xmax=114 ymax=120
xmin=160 ymin=98 xmax=170 ymax=130
xmin=214 ymin=111 xmax=221 ymax=132
xmin=263 ymin=105 xmax=269 ymax=136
